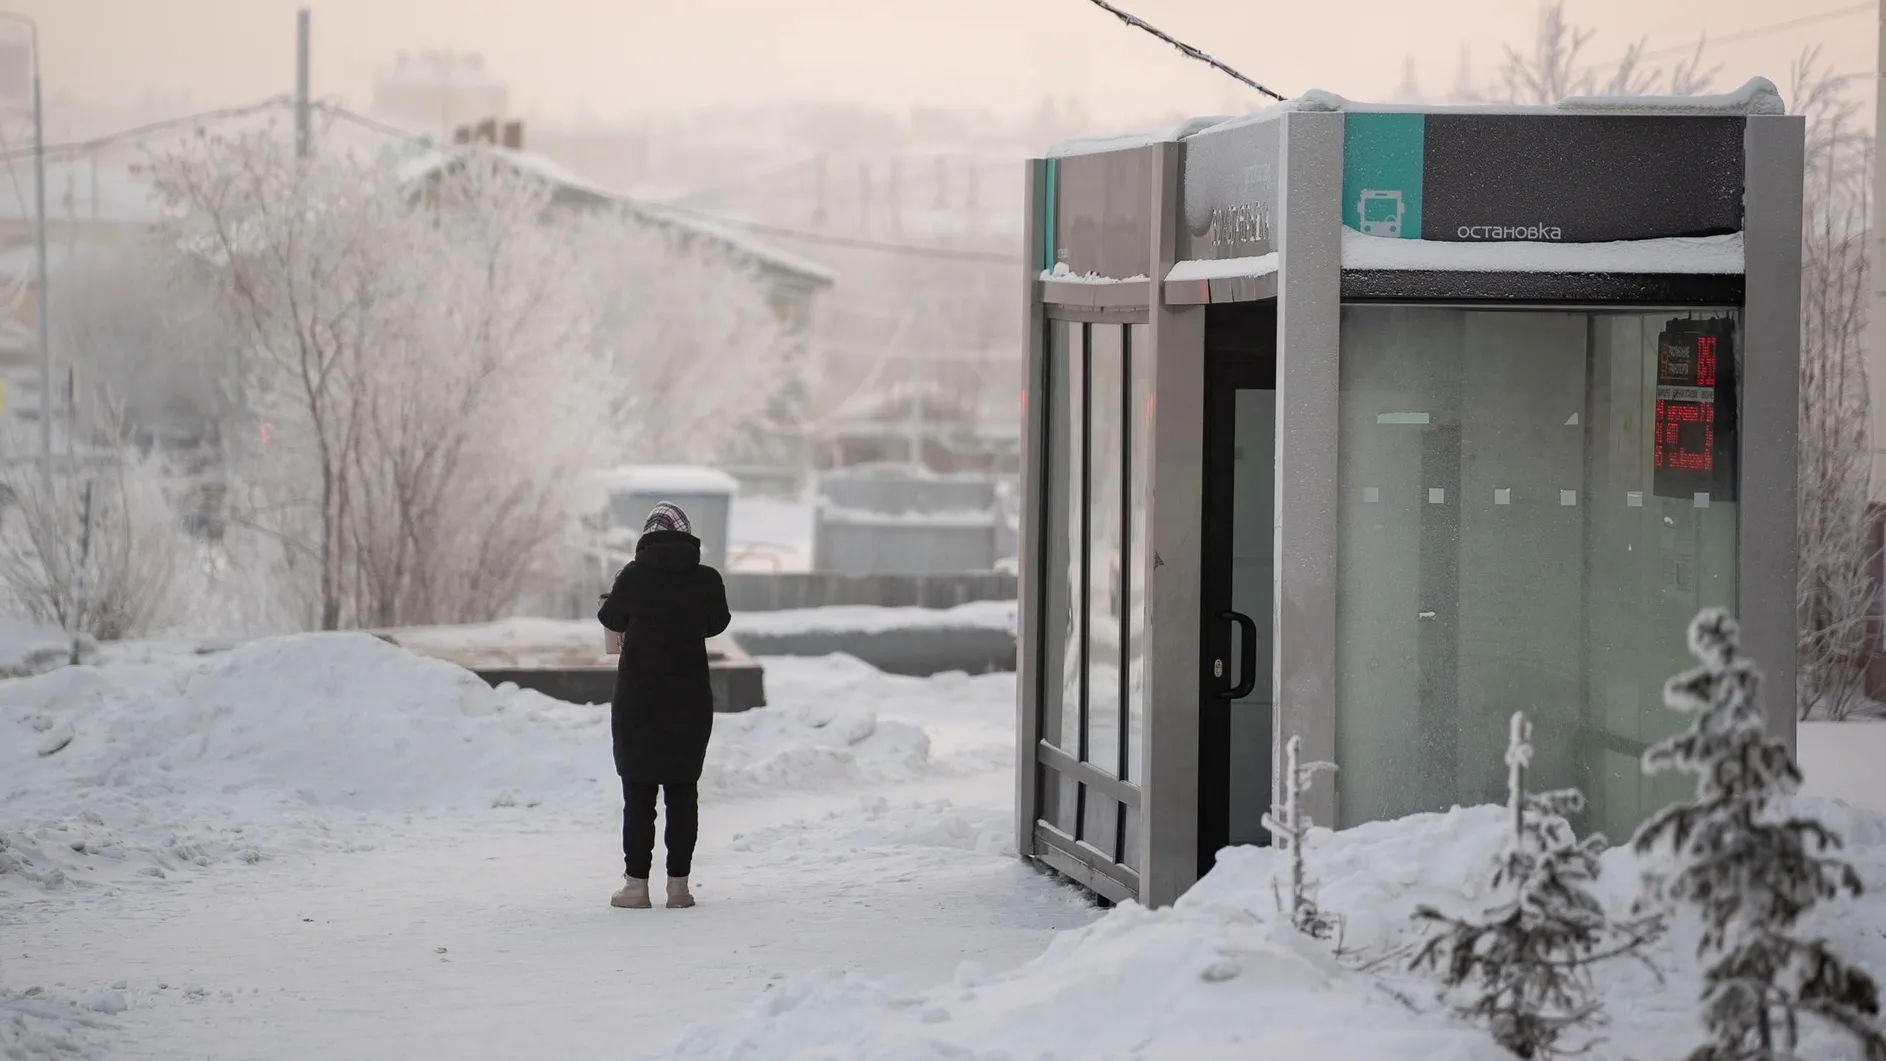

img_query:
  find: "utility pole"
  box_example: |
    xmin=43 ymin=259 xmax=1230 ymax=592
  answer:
xmin=295 ymin=8 xmax=311 ymax=160
xmin=30 ymin=30 xmax=46 ymax=490
xmin=0 ymin=12 xmax=51 ymax=492
xmin=1871 ymin=1 xmax=1886 ymax=500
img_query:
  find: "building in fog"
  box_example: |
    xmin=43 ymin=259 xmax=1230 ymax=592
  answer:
xmin=401 ymin=143 xmax=835 ymax=333
xmin=372 ymin=52 xmax=512 ymax=145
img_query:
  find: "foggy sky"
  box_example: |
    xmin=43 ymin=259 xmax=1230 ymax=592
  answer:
xmin=13 ymin=0 xmax=1879 ymax=128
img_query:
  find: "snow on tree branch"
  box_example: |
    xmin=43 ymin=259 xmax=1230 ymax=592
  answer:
xmin=1410 ymin=711 xmax=1633 ymax=1059
xmin=1633 ymin=609 xmax=1886 ymax=1061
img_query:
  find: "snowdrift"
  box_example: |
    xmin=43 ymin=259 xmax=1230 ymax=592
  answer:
xmin=1 ymin=635 xmax=997 ymax=894
xmin=660 ymin=801 xmax=1886 ymax=1061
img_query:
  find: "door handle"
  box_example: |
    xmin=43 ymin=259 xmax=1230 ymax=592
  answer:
xmin=1218 ymin=610 xmax=1258 ymax=700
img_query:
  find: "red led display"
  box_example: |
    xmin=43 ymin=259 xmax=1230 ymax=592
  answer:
xmin=1652 ymin=319 xmax=1736 ymax=501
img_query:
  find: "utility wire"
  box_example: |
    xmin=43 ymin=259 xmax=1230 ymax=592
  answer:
xmin=1078 ymin=0 xmax=1286 ymax=101
xmin=1579 ymin=2 xmax=1874 ymax=73
xmin=0 ymin=97 xmax=294 ymax=164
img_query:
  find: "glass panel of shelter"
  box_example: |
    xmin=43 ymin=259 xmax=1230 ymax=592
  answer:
xmin=1038 ymin=316 xmax=1144 ymax=872
xmin=1332 ymin=307 xmax=1740 ymax=841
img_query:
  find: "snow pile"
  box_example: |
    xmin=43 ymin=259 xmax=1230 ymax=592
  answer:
xmin=703 ymin=702 xmax=931 ymax=796
xmin=1 ymin=633 xmax=609 ymax=812
xmin=0 ymin=633 xmax=614 ymax=891
xmin=3 ymin=635 xmax=1018 ymax=895
xmin=758 ymin=655 xmax=1015 ymax=770
xmin=661 ymin=896 xmax=1502 ymax=1061
xmin=659 ymin=799 xmax=1886 ymax=1061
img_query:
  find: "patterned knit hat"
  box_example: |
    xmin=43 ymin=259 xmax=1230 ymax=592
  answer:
xmin=642 ymin=502 xmax=691 ymax=535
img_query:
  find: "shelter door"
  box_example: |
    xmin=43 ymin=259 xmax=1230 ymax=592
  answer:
xmin=1199 ymin=305 xmax=1278 ymax=879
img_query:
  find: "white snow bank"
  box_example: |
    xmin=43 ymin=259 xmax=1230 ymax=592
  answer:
xmin=1800 ymin=720 xmax=1886 ymax=814
xmin=0 ymin=633 xmax=614 ymax=891
xmin=2 ymin=635 xmax=1016 ymax=895
xmin=1342 ymin=227 xmax=1744 ymax=274
xmin=1166 ymin=253 xmax=1278 ymax=283
xmin=730 ymin=600 xmax=1017 ymax=638
xmin=662 ymin=798 xmax=1886 ymax=1061
xmin=758 ymin=654 xmax=1015 ymax=769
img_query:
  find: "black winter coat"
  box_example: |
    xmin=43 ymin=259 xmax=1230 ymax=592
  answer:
xmin=597 ymin=530 xmax=732 ymax=782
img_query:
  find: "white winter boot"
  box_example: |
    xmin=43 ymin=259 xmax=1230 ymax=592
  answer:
xmin=611 ymin=876 xmax=652 ymax=909
xmin=665 ymin=876 xmax=695 ymax=909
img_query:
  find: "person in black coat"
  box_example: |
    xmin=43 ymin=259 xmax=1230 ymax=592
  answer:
xmin=597 ymin=502 xmax=731 ymax=910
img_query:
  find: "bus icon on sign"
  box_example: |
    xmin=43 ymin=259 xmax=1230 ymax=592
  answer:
xmin=1358 ymin=189 xmax=1405 ymax=237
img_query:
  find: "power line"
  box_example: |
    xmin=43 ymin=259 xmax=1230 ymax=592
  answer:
xmin=1580 ymin=2 xmax=1874 ymax=73
xmin=1078 ymin=0 xmax=1286 ymax=102
xmin=0 ymin=97 xmax=293 ymax=163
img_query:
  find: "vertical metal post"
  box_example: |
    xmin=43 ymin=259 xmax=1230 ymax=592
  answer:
xmin=30 ymin=57 xmax=48 ymax=492
xmin=1871 ymin=3 xmax=1886 ymax=498
xmin=295 ymin=8 xmax=311 ymax=160
xmin=1744 ymin=114 xmax=1808 ymax=749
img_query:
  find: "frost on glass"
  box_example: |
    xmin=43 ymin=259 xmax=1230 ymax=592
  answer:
xmin=1333 ymin=307 xmax=1740 ymax=837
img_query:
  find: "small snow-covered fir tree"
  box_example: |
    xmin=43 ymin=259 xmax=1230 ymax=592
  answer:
xmin=1410 ymin=712 xmax=1616 ymax=1059
xmin=1633 ymin=609 xmax=1886 ymax=1061
xmin=1261 ymin=735 xmax=1340 ymax=940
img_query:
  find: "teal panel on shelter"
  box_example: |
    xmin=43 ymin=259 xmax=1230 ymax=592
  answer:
xmin=1342 ymin=113 xmax=1425 ymax=240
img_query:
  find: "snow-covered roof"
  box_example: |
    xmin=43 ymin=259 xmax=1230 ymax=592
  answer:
xmin=401 ymin=145 xmax=836 ymax=288
xmin=1048 ymin=78 xmax=1786 ymax=157
xmin=582 ymin=464 xmax=741 ymax=498
xmin=1047 ymin=115 xmax=1232 ymax=159
xmin=1165 ymin=253 xmax=1278 ymax=283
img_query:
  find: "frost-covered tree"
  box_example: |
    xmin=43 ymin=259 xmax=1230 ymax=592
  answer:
xmin=1633 ymin=609 xmax=1886 ymax=1061
xmin=1410 ymin=712 xmax=1617 ymax=1060
xmin=348 ymin=152 xmax=610 ymax=627
xmin=0 ymin=394 xmax=195 ymax=640
xmin=1792 ymin=48 xmax=1877 ymax=722
xmin=145 ymin=121 xmax=413 ymax=630
xmin=1496 ymin=1 xmax=1715 ymax=104
xmin=1261 ymin=734 xmax=1339 ymax=941
xmin=579 ymin=217 xmax=797 ymax=468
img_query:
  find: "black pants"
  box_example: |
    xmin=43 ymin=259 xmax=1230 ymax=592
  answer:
xmin=622 ymin=779 xmax=699 ymax=879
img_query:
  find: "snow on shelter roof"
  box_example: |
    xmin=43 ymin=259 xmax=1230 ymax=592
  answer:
xmin=582 ymin=465 xmax=741 ymax=498
xmin=1046 ymin=78 xmax=1785 ymax=157
xmin=400 ymin=145 xmax=837 ymax=288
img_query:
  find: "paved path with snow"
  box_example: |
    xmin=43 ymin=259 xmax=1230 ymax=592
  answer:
xmin=6 ymin=771 xmax=1095 ymax=1061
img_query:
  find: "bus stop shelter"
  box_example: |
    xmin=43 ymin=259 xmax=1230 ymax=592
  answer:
xmin=1013 ymin=82 xmax=1805 ymax=908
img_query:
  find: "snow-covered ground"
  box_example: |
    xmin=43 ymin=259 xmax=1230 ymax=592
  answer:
xmin=0 ymin=632 xmax=1072 ymax=1061
xmin=7 ymin=626 xmax=1886 ymax=1061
